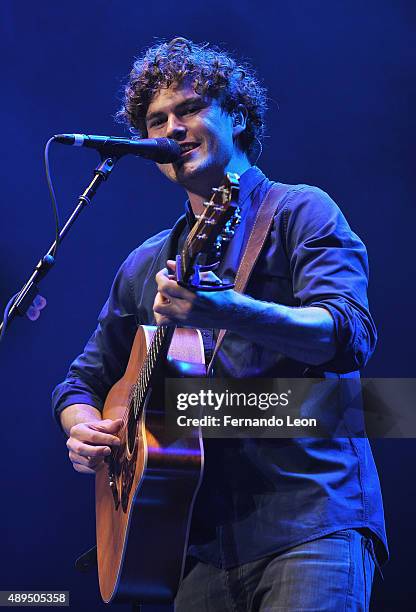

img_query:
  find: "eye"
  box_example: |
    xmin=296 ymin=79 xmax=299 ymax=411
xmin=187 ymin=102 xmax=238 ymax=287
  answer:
xmin=150 ymin=117 xmax=165 ymax=128
xmin=182 ymin=103 xmax=203 ymax=116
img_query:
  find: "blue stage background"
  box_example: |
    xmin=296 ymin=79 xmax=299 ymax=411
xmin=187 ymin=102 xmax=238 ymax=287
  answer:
xmin=1 ymin=1 xmax=415 ymax=610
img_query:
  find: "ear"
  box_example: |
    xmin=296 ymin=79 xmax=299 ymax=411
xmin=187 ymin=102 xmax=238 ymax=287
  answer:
xmin=232 ymin=104 xmax=248 ymax=140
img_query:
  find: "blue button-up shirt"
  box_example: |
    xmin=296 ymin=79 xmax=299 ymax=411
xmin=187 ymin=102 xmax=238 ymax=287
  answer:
xmin=52 ymin=166 xmax=388 ymax=568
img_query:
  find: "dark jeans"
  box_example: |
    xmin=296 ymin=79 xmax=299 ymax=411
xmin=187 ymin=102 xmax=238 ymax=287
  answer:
xmin=142 ymin=529 xmax=374 ymax=612
xmin=142 ymin=529 xmax=375 ymax=612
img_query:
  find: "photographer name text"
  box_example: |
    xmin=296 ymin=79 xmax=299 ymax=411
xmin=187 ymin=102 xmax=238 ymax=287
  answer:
xmin=176 ymin=415 xmax=317 ymax=428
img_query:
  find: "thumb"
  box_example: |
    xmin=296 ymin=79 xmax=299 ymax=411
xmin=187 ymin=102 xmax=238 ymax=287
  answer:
xmin=90 ymin=418 xmax=123 ymax=433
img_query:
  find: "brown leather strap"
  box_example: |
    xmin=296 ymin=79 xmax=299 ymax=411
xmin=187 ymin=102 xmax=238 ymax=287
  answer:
xmin=207 ymin=182 xmax=291 ymax=374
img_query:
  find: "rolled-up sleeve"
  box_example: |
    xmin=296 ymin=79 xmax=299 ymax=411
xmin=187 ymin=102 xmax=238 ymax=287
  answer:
xmin=52 ymin=249 xmax=141 ymax=427
xmin=283 ymin=186 xmax=377 ymax=373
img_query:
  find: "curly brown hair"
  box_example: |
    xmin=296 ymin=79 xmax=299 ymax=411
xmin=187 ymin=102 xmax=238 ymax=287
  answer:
xmin=116 ymin=37 xmax=267 ymax=156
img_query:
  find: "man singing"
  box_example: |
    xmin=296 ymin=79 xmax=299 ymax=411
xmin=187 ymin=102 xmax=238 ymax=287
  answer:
xmin=53 ymin=37 xmax=387 ymax=610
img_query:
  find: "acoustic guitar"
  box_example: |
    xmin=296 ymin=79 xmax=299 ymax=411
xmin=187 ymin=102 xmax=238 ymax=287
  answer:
xmin=95 ymin=173 xmax=240 ymax=604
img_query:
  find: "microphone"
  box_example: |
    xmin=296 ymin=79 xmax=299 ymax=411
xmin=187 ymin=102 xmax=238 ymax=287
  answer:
xmin=53 ymin=134 xmax=181 ymax=163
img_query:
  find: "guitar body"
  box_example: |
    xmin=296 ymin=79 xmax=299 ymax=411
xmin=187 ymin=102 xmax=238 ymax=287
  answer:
xmin=96 ymin=325 xmax=205 ymax=604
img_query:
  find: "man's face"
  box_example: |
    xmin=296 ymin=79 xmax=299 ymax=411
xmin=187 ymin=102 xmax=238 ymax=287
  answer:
xmin=145 ymin=82 xmax=236 ymax=195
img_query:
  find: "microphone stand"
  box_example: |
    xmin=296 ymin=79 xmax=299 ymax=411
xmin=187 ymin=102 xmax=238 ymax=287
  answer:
xmin=0 ymin=155 xmax=117 ymax=339
xmin=3 ymin=149 xmax=172 ymax=611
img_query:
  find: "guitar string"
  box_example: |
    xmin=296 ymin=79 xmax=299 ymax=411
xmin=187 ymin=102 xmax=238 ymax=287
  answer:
xmin=120 ymin=324 xmax=168 ymax=431
xmin=116 ymin=326 xmax=167 ymax=452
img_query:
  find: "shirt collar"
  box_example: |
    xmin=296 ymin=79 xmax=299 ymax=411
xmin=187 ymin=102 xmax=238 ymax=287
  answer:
xmin=184 ymin=166 xmax=266 ymax=226
xmin=237 ymin=166 xmax=266 ymax=210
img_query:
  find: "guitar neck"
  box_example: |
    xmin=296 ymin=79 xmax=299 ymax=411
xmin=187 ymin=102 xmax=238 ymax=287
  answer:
xmin=131 ymin=172 xmax=240 ymax=413
xmin=134 ymin=325 xmax=175 ymax=402
xmin=147 ymin=324 xmax=176 ymax=379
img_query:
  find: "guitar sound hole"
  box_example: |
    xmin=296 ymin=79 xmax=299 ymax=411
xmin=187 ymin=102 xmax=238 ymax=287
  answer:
xmin=127 ymin=413 xmax=137 ymax=455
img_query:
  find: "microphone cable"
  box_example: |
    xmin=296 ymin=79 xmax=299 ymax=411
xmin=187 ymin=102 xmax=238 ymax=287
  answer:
xmin=44 ymin=136 xmax=61 ymax=259
xmin=0 ymin=138 xmax=61 ymax=342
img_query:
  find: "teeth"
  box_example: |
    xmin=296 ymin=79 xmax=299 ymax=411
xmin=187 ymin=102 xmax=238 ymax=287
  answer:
xmin=181 ymin=144 xmax=197 ymax=152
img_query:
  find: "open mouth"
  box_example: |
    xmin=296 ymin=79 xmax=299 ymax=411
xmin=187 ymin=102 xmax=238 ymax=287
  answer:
xmin=179 ymin=142 xmax=200 ymax=157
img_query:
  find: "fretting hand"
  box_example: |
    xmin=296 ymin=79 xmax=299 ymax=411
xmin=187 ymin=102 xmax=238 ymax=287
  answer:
xmin=153 ymin=260 xmax=238 ymax=329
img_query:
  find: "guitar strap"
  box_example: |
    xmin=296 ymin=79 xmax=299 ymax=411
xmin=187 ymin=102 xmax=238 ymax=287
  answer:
xmin=207 ymin=182 xmax=292 ymax=375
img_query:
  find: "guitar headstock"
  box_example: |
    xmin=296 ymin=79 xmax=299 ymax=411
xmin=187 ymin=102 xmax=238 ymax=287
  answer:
xmin=177 ymin=172 xmax=240 ymax=288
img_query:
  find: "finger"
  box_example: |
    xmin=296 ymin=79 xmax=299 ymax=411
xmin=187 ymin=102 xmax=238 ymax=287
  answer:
xmin=70 ymin=429 xmax=121 ymax=447
xmin=153 ymin=305 xmax=175 ymax=326
xmin=159 ymin=293 xmax=172 ymax=305
xmin=89 ymin=418 xmax=123 ymax=433
xmin=155 ymin=268 xmax=170 ymax=284
xmin=167 ymin=259 xmax=221 ymax=287
xmin=69 ymin=451 xmax=105 ymax=469
xmin=155 ymin=270 xmax=190 ymax=299
xmin=155 ymin=271 xmax=171 ymax=293
xmin=153 ymin=297 xmax=176 ymax=318
xmin=154 ymin=290 xmax=174 ymax=309
xmin=67 ymin=439 xmax=113 ymax=458
xmin=154 ymin=312 xmax=175 ymax=326
xmin=155 ymin=271 xmax=173 ymax=293
xmin=153 ymin=291 xmax=195 ymax=326
xmin=158 ymin=278 xmax=194 ymax=300
xmin=70 ymin=422 xmax=121 ymax=447
xmin=88 ymin=425 xmax=122 ymax=444
xmin=72 ymin=463 xmax=96 ymax=475
xmin=153 ymin=299 xmax=174 ymax=325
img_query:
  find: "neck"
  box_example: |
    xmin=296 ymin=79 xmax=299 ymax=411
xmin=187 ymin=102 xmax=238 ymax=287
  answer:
xmin=187 ymin=152 xmax=251 ymax=215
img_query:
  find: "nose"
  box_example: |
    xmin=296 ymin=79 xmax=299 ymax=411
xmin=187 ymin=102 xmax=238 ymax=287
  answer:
xmin=166 ymin=115 xmax=186 ymax=141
